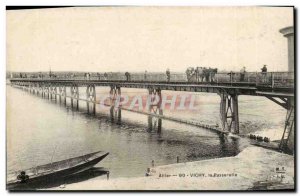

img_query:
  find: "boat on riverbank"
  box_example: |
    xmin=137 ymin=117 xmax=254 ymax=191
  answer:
xmin=7 ymin=151 xmax=109 ymax=190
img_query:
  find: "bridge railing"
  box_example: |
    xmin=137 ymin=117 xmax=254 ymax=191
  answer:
xmin=9 ymin=71 xmax=294 ymax=88
xmin=214 ymin=72 xmax=294 ymax=87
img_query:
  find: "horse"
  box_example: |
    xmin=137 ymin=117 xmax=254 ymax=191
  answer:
xmin=196 ymin=67 xmax=218 ymax=82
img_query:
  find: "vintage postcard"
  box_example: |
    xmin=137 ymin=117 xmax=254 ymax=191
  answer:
xmin=6 ymin=6 xmax=295 ymax=191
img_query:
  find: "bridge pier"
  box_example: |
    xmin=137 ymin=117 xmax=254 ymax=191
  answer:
xmin=109 ymin=86 xmax=121 ymax=124
xmin=39 ymin=85 xmax=42 ymax=97
xmin=58 ymin=86 xmax=67 ymax=105
xmin=86 ymin=85 xmax=96 ymax=114
xmin=34 ymin=84 xmax=38 ymax=95
xmin=37 ymin=85 xmax=42 ymax=96
xmin=43 ymin=85 xmax=49 ymax=99
xmin=35 ymin=84 xmax=38 ymax=95
xmin=35 ymin=84 xmax=40 ymax=95
xmin=42 ymin=85 xmax=47 ymax=98
xmin=54 ymin=86 xmax=58 ymax=101
xmin=50 ymin=85 xmax=53 ymax=100
xmin=49 ymin=85 xmax=52 ymax=99
xmin=50 ymin=86 xmax=57 ymax=101
xmin=35 ymin=85 xmax=37 ymax=95
xmin=219 ymin=91 xmax=239 ymax=134
xmin=45 ymin=85 xmax=50 ymax=99
xmin=71 ymin=85 xmax=79 ymax=110
xmin=147 ymin=87 xmax=163 ymax=133
xmin=29 ymin=84 xmax=33 ymax=94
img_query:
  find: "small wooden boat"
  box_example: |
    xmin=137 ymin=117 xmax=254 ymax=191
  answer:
xmin=7 ymin=151 xmax=109 ymax=189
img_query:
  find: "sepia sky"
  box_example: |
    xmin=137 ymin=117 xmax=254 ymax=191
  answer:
xmin=6 ymin=6 xmax=293 ymax=73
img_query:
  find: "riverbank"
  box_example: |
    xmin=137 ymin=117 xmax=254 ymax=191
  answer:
xmin=49 ymin=146 xmax=294 ymax=190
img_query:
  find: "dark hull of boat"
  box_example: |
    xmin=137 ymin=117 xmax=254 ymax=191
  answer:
xmin=7 ymin=152 xmax=109 ymax=190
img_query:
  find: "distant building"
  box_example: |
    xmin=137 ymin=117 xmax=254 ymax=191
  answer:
xmin=279 ymin=26 xmax=294 ymax=72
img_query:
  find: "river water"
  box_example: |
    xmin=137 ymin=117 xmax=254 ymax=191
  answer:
xmin=7 ymin=85 xmax=286 ymax=180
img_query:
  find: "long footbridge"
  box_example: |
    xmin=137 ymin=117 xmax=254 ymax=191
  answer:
xmin=9 ymin=71 xmax=295 ymax=152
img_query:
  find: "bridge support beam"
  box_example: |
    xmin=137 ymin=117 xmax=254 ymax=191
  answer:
xmin=279 ymin=98 xmax=294 ymax=154
xmin=147 ymin=87 xmax=163 ymax=133
xmin=71 ymin=85 xmax=79 ymax=110
xmin=264 ymin=95 xmax=294 ymax=154
xmin=109 ymin=86 xmax=121 ymax=124
xmin=86 ymin=85 xmax=96 ymax=114
xmin=42 ymin=85 xmax=46 ymax=98
xmin=219 ymin=91 xmax=239 ymax=133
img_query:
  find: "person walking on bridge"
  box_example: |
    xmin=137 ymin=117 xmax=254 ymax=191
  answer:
xmin=144 ymin=70 xmax=148 ymax=81
xmin=240 ymin=66 xmax=246 ymax=82
xmin=261 ymin=65 xmax=267 ymax=83
xmin=196 ymin=67 xmax=204 ymax=82
xmin=85 ymin=73 xmax=91 ymax=80
xmin=125 ymin=72 xmax=131 ymax=81
xmin=104 ymin=72 xmax=108 ymax=80
xmin=166 ymin=68 xmax=171 ymax=82
xmin=227 ymin=71 xmax=235 ymax=83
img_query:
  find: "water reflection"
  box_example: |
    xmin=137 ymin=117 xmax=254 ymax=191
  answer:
xmin=110 ymin=107 xmax=121 ymax=124
xmin=147 ymin=116 xmax=162 ymax=133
